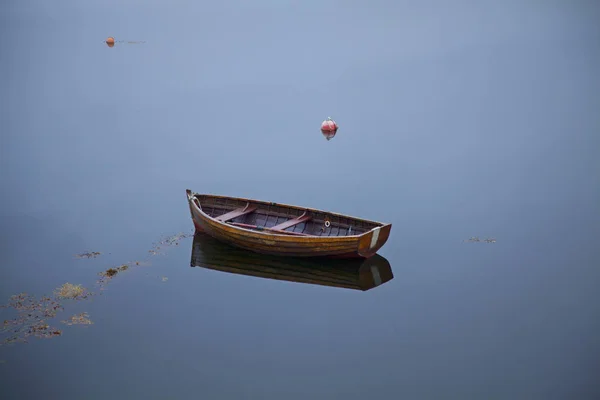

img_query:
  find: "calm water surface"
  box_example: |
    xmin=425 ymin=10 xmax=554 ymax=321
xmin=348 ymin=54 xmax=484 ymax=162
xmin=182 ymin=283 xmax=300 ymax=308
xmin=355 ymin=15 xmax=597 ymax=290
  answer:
xmin=1 ymin=2 xmax=599 ymax=399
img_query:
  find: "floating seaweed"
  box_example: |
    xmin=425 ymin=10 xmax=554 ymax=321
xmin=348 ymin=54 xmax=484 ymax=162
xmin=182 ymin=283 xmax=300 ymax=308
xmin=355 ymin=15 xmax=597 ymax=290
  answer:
xmin=0 ymin=283 xmax=96 ymax=346
xmin=75 ymin=251 xmax=102 ymax=259
xmin=2 ymin=230 xmax=193 ymax=347
xmin=95 ymin=263 xmax=136 ymax=290
xmin=464 ymin=237 xmax=496 ymax=243
xmin=104 ymin=264 xmax=129 ymax=277
xmin=1 ymin=293 xmax=65 ymax=346
xmin=54 ymin=283 xmax=92 ymax=300
xmin=148 ymin=232 xmax=193 ymax=256
xmin=105 ymin=268 xmax=119 ymax=277
xmin=27 ymin=323 xmax=62 ymax=339
xmin=61 ymin=312 xmax=93 ymax=326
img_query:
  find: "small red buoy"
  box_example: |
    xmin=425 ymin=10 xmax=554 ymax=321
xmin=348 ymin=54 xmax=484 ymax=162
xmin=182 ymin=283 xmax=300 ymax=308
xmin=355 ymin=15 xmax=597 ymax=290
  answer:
xmin=320 ymin=117 xmax=338 ymax=141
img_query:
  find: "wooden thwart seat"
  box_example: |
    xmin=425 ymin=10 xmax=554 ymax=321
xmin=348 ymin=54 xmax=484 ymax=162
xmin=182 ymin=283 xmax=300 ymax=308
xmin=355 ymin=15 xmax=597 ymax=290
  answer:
xmin=270 ymin=211 xmax=312 ymax=231
xmin=216 ymin=203 xmax=258 ymax=222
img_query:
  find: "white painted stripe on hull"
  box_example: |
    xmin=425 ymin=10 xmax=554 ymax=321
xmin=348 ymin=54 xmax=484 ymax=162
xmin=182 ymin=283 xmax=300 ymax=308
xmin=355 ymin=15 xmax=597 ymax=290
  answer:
xmin=369 ymin=227 xmax=381 ymax=249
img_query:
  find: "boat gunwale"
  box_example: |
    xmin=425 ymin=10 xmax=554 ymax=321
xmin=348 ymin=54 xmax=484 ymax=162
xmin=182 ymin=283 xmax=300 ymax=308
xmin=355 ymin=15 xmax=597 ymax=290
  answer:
xmin=186 ymin=190 xmax=390 ymax=240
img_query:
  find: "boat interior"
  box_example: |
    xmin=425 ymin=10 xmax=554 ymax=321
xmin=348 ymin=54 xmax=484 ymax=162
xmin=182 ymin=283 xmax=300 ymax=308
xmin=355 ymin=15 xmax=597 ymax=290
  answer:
xmin=193 ymin=194 xmax=381 ymax=237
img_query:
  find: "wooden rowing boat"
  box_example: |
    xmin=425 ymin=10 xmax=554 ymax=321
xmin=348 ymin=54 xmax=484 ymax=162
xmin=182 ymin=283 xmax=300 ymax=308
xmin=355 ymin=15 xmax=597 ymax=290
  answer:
xmin=190 ymin=232 xmax=394 ymax=291
xmin=186 ymin=189 xmax=392 ymax=258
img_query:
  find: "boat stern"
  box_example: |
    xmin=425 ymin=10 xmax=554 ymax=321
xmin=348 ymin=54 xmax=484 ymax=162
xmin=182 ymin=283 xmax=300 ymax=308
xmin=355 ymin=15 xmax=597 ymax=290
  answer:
xmin=357 ymin=223 xmax=392 ymax=258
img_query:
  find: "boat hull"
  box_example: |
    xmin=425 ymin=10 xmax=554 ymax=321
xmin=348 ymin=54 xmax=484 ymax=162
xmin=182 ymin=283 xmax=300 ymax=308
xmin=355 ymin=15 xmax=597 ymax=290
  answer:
xmin=186 ymin=190 xmax=391 ymax=258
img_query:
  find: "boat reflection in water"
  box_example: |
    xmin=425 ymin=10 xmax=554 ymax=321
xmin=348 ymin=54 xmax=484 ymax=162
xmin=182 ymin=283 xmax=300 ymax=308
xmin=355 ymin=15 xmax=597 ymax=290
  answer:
xmin=190 ymin=232 xmax=394 ymax=291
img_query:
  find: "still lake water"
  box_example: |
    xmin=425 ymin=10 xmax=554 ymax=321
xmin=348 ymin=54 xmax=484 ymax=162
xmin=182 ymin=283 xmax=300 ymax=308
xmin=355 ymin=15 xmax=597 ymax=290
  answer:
xmin=1 ymin=2 xmax=599 ymax=399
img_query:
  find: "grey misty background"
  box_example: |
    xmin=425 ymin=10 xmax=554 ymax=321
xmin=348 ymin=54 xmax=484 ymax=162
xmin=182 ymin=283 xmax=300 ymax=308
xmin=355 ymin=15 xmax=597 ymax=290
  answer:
xmin=1 ymin=1 xmax=599 ymax=399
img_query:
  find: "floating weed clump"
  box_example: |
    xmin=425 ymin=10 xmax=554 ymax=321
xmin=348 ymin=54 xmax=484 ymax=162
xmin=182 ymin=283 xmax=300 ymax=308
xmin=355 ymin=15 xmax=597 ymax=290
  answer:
xmin=148 ymin=232 xmax=193 ymax=256
xmin=75 ymin=251 xmax=102 ymax=259
xmin=96 ymin=263 xmax=136 ymax=290
xmin=2 ymin=230 xmax=193 ymax=347
xmin=28 ymin=323 xmax=62 ymax=339
xmin=1 ymin=293 xmax=65 ymax=346
xmin=104 ymin=268 xmax=119 ymax=278
xmin=464 ymin=237 xmax=496 ymax=243
xmin=100 ymin=264 xmax=129 ymax=279
xmin=54 ymin=283 xmax=91 ymax=300
xmin=61 ymin=312 xmax=93 ymax=326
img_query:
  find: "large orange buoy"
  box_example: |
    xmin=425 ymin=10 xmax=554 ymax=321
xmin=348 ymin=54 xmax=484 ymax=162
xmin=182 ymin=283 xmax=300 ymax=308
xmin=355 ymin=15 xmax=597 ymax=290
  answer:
xmin=320 ymin=117 xmax=338 ymax=141
xmin=105 ymin=37 xmax=115 ymax=47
